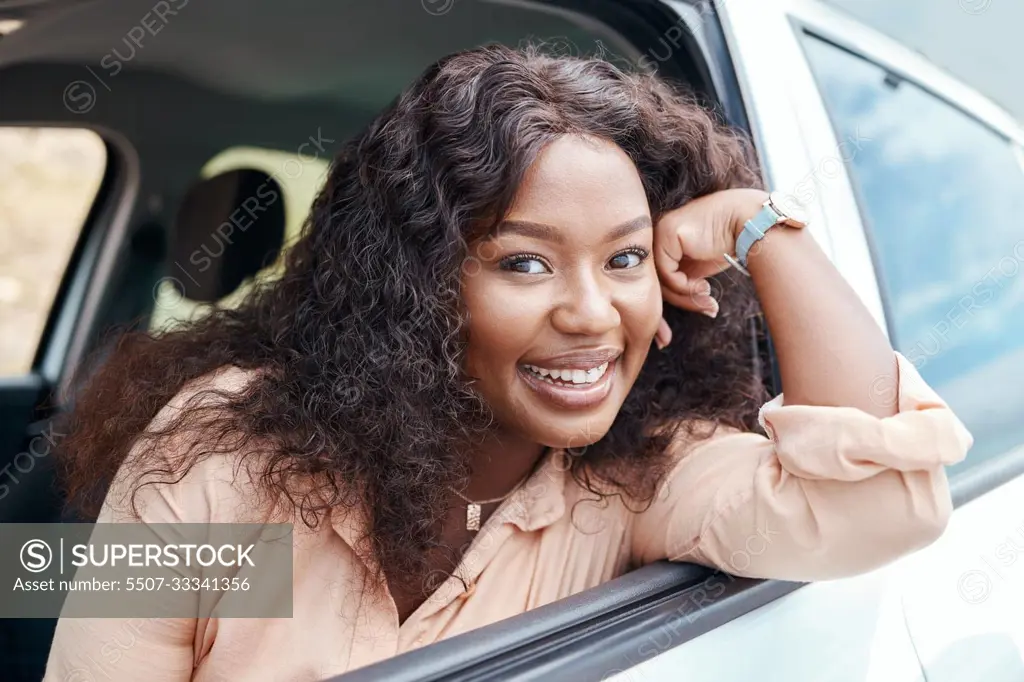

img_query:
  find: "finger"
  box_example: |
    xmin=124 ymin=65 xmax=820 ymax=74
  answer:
xmin=654 ymin=316 xmax=672 ymax=350
xmin=655 ymin=237 xmax=691 ymax=294
xmin=656 ymin=232 xmax=729 ymax=295
xmin=672 ymin=277 xmax=714 ymax=302
xmin=662 ymin=285 xmax=719 ymax=318
xmin=683 ymin=259 xmax=731 ymax=282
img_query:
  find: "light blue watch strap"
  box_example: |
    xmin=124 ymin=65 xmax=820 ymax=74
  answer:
xmin=731 ymin=203 xmax=782 ymax=273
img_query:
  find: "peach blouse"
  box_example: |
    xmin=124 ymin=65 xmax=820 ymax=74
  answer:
xmin=44 ymin=352 xmax=973 ymax=681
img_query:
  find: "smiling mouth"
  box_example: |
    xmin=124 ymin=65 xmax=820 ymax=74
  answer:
xmin=517 ymin=358 xmax=618 ymax=409
xmin=522 ymin=362 xmax=609 ymax=386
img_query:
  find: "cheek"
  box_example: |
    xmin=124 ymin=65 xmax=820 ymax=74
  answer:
xmin=463 ymin=278 xmax=549 ymax=374
xmin=619 ymin=273 xmax=663 ymax=342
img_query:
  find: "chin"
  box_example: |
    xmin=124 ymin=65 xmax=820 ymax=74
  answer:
xmin=528 ymin=414 xmax=616 ymax=452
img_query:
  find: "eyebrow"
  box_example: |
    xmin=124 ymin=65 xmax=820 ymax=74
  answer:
xmin=492 ymin=215 xmax=652 ymax=244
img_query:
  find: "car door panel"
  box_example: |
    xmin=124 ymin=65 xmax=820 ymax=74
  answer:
xmin=779 ymin=4 xmax=1024 ymax=681
xmin=604 ymin=568 xmax=924 ymax=682
xmin=900 ymin=463 xmax=1024 ymax=681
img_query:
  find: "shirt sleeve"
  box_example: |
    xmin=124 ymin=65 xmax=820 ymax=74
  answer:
xmin=629 ymin=352 xmax=974 ymax=581
xmin=43 ymin=367 xmax=260 ymax=682
xmin=43 ymin=451 xmax=202 ymax=682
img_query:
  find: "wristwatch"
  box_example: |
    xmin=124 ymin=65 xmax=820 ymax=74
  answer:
xmin=724 ymin=191 xmax=810 ymax=275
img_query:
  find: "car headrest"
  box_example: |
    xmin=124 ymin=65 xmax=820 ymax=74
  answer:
xmin=170 ymin=168 xmax=285 ymax=302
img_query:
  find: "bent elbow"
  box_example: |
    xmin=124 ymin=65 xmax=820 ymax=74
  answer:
xmin=795 ymin=466 xmax=955 ymax=582
xmin=855 ymin=465 xmax=954 ymax=577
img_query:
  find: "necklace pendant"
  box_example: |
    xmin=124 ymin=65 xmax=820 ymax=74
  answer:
xmin=466 ymin=503 xmax=482 ymax=532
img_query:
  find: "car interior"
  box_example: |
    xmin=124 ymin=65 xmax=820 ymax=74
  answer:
xmin=0 ymin=0 xmax=787 ymax=679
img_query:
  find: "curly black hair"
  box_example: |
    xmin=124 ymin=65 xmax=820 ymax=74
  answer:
xmin=59 ymin=43 xmax=769 ymax=600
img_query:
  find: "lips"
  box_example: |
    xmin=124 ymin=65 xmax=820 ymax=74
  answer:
xmin=517 ymin=347 xmax=621 ymax=410
xmin=521 ymin=347 xmax=622 ymax=369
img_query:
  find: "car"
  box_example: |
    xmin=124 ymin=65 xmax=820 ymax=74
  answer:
xmin=1 ymin=0 xmax=1022 ymax=680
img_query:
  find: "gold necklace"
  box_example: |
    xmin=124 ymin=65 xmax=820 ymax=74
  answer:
xmin=448 ymin=473 xmax=531 ymax=532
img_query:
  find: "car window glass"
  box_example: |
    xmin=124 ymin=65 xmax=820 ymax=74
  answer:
xmin=802 ymin=34 xmax=1024 ymax=477
xmin=0 ymin=127 xmax=106 ymax=376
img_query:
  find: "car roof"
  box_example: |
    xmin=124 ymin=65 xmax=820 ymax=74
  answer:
xmin=0 ymin=0 xmax=631 ymax=110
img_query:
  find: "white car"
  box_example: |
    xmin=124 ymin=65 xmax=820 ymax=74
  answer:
xmin=0 ymin=0 xmax=1021 ymax=680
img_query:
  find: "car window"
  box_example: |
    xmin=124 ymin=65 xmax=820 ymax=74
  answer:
xmin=0 ymin=127 xmax=106 ymax=376
xmin=148 ymin=146 xmax=329 ymax=333
xmin=801 ymin=34 xmax=1024 ymax=478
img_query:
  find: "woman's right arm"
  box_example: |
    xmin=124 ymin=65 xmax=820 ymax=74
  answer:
xmin=44 ymin=454 xmax=202 ymax=682
xmin=45 ymin=367 xmax=261 ymax=682
xmin=45 ymin=615 xmax=197 ymax=682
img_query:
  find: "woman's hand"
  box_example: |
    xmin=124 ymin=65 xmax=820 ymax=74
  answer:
xmin=651 ymin=185 xmax=897 ymax=417
xmin=652 ymin=188 xmax=769 ymax=348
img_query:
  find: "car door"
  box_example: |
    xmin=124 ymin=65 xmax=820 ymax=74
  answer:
xmin=608 ymin=1 xmax=1024 ymax=680
xmin=611 ymin=1 xmax=1024 ymax=680
xmin=791 ymin=8 xmax=1024 ymax=681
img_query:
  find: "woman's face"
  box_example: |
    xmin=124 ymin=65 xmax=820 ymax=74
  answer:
xmin=462 ymin=135 xmax=662 ymax=450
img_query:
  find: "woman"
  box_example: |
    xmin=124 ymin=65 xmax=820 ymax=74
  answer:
xmin=46 ymin=44 xmax=972 ymax=680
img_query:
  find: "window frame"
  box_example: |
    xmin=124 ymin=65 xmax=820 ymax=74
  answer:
xmin=337 ymin=563 xmax=801 ymax=682
xmin=47 ymin=126 xmax=140 ymax=396
xmin=0 ymin=124 xmax=142 ymax=398
xmin=0 ymin=125 xmax=113 ymax=383
xmin=786 ymin=0 xmax=1024 ymax=148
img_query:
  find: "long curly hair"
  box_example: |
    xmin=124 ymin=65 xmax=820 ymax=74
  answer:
xmin=59 ymin=43 xmax=768 ymax=597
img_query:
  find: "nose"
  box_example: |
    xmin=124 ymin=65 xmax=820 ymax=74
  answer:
xmin=550 ymin=270 xmax=621 ymax=337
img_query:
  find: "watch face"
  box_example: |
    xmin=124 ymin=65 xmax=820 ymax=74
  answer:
xmin=768 ymin=191 xmax=810 ymax=228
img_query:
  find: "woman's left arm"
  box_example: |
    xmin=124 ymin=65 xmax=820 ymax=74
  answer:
xmin=632 ymin=188 xmax=975 ymax=581
xmin=654 ymin=188 xmax=898 ymax=417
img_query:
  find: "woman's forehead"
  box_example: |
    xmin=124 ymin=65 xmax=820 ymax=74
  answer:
xmin=505 ymin=136 xmax=649 ymax=226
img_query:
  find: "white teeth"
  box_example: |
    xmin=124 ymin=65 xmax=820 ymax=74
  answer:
xmin=524 ymin=361 xmax=610 ymax=385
